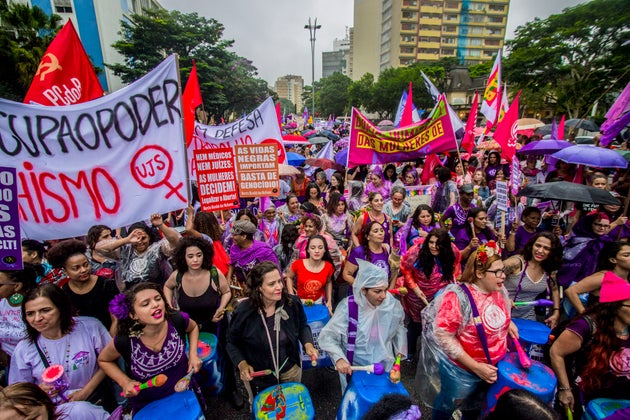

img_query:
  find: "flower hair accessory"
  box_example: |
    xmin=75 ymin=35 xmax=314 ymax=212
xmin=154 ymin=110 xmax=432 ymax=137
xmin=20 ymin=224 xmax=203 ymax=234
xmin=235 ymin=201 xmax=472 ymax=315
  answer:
xmin=476 ymin=240 xmax=501 ymax=265
xmin=109 ymin=293 xmax=131 ymax=320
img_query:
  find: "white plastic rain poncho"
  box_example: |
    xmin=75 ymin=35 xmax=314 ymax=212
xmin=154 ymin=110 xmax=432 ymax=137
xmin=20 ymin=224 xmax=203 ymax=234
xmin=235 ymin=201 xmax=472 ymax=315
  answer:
xmin=318 ymin=259 xmax=407 ymax=391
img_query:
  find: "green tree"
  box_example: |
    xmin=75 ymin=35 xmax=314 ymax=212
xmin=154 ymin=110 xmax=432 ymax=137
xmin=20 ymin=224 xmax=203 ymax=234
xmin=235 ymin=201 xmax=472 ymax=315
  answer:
xmin=0 ymin=2 xmax=62 ymax=101
xmin=317 ymin=72 xmax=352 ymax=117
xmin=110 ymin=9 xmax=271 ymax=119
xmin=504 ymin=0 xmax=630 ymax=119
xmin=348 ymin=72 xmax=374 ymax=111
xmin=279 ymin=97 xmax=295 ymax=114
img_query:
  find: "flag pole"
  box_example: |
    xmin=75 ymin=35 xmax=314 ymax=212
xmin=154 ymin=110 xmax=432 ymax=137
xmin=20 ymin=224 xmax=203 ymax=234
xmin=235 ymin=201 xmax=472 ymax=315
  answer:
xmin=175 ymin=54 xmax=192 ymax=205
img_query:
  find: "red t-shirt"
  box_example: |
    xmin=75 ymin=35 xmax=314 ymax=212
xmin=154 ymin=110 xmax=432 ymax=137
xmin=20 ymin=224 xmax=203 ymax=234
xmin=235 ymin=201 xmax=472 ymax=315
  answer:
xmin=290 ymin=259 xmax=334 ymax=301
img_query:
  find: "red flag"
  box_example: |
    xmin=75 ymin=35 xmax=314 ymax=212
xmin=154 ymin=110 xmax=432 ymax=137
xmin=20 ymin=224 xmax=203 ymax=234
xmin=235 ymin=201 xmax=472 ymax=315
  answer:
xmin=24 ymin=21 xmax=103 ymax=105
xmin=558 ymin=115 xmax=565 ymax=140
xmin=275 ymin=101 xmax=282 ymax=129
xmin=400 ymin=82 xmax=414 ymax=127
xmin=493 ymin=91 xmax=521 ymax=162
xmin=421 ymin=154 xmax=441 ymax=184
xmin=462 ymin=92 xmax=479 ymax=155
xmin=182 ymin=60 xmax=203 ymax=147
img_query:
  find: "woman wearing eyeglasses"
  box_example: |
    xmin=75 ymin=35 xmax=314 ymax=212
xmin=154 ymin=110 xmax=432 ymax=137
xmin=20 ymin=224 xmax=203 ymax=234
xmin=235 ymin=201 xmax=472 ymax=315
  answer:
xmin=502 ymin=232 xmax=563 ymax=328
xmin=417 ymin=241 xmax=517 ymax=420
xmin=550 ymin=273 xmax=630 ymax=418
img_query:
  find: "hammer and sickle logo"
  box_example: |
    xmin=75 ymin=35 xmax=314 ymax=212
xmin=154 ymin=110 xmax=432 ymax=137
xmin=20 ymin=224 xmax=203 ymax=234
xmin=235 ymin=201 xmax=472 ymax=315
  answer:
xmin=35 ymin=53 xmax=63 ymax=81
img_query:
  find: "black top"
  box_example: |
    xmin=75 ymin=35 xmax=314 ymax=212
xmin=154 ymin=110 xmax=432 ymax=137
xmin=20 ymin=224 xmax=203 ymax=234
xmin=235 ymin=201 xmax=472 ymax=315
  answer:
xmin=62 ymin=276 xmax=118 ymax=330
xmin=177 ymin=277 xmax=220 ymax=334
xmin=226 ymin=295 xmax=313 ymax=373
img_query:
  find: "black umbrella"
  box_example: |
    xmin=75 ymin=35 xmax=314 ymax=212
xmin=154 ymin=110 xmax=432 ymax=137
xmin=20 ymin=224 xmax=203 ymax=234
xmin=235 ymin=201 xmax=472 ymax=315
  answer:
xmin=564 ymin=119 xmax=600 ymax=132
xmin=518 ymin=181 xmax=620 ymax=205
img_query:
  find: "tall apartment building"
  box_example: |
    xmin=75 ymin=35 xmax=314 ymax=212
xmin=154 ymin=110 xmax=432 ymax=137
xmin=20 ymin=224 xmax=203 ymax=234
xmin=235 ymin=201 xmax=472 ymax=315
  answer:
xmin=274 ymin=75 xmax=304 ymax=112
xmin=351 ymin=0 xmax=510 ymax=80
xmin=322 ymin=32 xmax=351 ymax=78
xmin=13 ymin=0 xmax=162 ymax=92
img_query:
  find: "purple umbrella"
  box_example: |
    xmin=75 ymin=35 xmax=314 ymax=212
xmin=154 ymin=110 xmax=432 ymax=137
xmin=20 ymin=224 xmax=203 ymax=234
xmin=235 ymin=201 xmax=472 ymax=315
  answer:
xmin=336 ymin=136 xmax=349 ymax=149
xmin=551 ymin=145 xmax=628 ymax=169
xmin=335 ymin=148 xmax=348 ymax=166
xmin=517 ymin=140 xmax=573 ymax=156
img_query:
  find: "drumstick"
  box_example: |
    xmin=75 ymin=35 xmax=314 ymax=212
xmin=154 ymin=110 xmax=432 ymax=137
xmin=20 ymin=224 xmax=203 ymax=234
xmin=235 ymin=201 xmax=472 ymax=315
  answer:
xmin=120 ymin=374 xmax=167 ymax=396
xmin=566 ymin=407 xmax=573 ymax=420
xmin=345 ymin=363 xmax=385 ymax=375
xmin=513 ymin=299 xmax=554 ymax=307
xmin=511 ymin=336 xmax=532 ymax=369
xmin=389 ymin=354 xmax=402 ymax=383
xmin=310 ymin=354 xmax=318 ymax=367
xmin=388 ymin=287 xmax=408 ymax=296
xmin=250 ymin=369 xmax=273 ymax=378
xmin=468 ymin=217 xmax=477 ymax=239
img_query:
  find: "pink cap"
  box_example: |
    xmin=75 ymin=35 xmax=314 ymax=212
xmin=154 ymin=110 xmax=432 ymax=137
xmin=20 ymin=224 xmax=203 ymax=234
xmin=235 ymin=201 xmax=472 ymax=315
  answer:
xmin=599 ymin=271 xmax=630 ymax=303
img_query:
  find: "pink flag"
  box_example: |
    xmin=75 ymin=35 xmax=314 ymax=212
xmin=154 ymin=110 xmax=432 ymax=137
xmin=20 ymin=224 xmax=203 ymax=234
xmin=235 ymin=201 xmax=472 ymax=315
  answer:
xmin=462 ymin=92 xmax=479 ymax=155
xmin=558 ymin=115 xmax=565 ymax=140
xmin=494 ymin=91 xmax=521 ymax=162
xmin=480 ymin=51 xmax=502 ymax=124
xmin=400 ymin=82 xmax=414 ymax=127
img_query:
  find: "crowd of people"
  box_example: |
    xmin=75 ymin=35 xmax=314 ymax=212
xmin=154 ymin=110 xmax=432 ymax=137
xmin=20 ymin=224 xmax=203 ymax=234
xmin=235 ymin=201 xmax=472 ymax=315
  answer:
xmin=1 ymin=134 xmax=630 ymax=420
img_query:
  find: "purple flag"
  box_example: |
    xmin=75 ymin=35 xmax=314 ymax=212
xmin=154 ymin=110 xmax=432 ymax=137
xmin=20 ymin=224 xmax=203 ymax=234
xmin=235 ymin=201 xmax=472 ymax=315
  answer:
xmin=601 ymin=111 xmax=630 ymax=146
xmin=601 ymin=82 xmax=630 ymax=133
xmin=0 ymin=167 xmax=22 ymax=270
xmin=550 ymin=117 xmax=558 ymax=139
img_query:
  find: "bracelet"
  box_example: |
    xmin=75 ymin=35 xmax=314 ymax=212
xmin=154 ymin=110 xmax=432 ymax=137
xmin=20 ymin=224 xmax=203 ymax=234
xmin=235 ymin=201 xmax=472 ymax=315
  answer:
xmin=558 ymin=387 xmax=571 ymax=391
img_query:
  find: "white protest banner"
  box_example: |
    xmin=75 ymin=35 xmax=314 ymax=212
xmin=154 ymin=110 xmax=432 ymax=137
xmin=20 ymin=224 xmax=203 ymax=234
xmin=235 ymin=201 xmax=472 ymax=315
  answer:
xmin=0 ymin=167 xmax=22 ymax=269
xmin=510 ymin=158 xmax=522 ymax=196
xmin=234 ymin=144 xmax=279 ymax=198
xmin=194 ymin=148 xmax=239 ymax=212
xmin=188 ymin=97 xmax=285 ymax=179
xmin=0 ymin=55 xmax=188 ymax=240
xmin=496 ymin=181 xmax=509 ymax=212
xmin=405 ymin=185 xmax=433 ymax=214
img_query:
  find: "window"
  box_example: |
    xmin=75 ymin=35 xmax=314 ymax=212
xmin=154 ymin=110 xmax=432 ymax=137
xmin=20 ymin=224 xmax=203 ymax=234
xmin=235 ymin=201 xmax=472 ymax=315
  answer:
xmin=402 ymin=23 xmax=417 ymax=31
xmin=443 ymin=25 xmax=457 ymax=32
xmin=402 ymin=11 xmax=417 ymax=19
xmin=441 ymin=48 xmax=455 ymax=55
xmin=485 ymin=39 xmax=501 ymax=46
xmin=444 ymin=14 xmax=458 ymax=21
xmin=469 ymin=3 xmax=486 ymax=11
xmin=401 ymin=46 xmax=416 ymax=54
xmin=488 ymin=16 xmax=504 ymax=23
xmin=442 ymin=37 xmax=455 ymax=44
xmin=489 ymin=4 xmax=505 ymax=12
xmin=470 ymin=27 xmax=483 ymax=35
xmin=54 ymin=0 xmax=72 ymax=13
xmin=467 ymin=38 xmax=482 ymax=46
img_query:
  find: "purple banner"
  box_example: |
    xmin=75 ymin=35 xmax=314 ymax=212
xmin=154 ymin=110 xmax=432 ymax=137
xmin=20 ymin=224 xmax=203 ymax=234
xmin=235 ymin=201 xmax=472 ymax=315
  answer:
xmin=0 ymin=167 xmax=22 ymax=270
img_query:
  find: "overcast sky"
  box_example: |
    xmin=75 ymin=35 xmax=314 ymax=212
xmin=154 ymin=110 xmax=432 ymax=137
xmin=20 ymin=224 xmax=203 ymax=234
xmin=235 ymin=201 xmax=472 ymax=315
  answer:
xmin=160 ymin=0 xmax=587 ymax=85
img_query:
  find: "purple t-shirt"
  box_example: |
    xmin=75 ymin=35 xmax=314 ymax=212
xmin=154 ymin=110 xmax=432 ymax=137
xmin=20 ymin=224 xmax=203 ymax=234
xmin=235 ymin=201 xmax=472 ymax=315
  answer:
xmin=443 ymin=202 xmax=475 ymax=230
xmin=348 ymin=245 xmax=390 ymax=280
xmin=229 ymin=240 xmax=279 ymax=284
xmin=514 ymin=225 xmax=536 ymax=254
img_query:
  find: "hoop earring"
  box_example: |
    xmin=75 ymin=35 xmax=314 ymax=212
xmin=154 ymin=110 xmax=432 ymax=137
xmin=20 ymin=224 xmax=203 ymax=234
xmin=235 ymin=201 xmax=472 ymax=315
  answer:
xmin=9 ymin=293 xmax=23 ymax=305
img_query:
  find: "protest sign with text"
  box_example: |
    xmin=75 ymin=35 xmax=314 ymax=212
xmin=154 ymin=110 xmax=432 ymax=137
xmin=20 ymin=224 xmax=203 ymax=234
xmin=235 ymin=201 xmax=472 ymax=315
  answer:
xmin=188 ymin=97 xmax=285 ymax=178
xmin=0 ymin=55 xmax=188 ymax=240
xmin=496 ymin=181 xmax=509 ymax=212
xmin=347 ymin=95 xmax=457 ymax=167
xmin=0 ymin=167 xmax=22 ymax=270
xmin=194 ymin=148 xmax=239 ymax=212
xmin=234 ymin=144 xmax=279 ymax=198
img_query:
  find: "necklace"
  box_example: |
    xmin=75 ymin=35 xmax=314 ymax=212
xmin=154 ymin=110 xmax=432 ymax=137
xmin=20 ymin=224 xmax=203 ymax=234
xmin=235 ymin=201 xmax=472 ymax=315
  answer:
xmin=40 ymin=335 xmax=72 ymax=373
xmin=616 ymin=326 xmax=629 ymax=336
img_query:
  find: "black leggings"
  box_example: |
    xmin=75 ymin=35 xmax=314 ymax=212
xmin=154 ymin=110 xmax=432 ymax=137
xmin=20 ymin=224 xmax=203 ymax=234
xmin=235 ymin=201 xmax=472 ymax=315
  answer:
xmin=407 ymin=320 xmax=422 ymax=357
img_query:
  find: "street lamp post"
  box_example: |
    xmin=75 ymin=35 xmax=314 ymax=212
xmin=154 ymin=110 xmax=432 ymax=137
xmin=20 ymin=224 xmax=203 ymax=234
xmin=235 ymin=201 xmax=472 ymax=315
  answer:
xmin=304 ymin=17 xmax=321 ymax=122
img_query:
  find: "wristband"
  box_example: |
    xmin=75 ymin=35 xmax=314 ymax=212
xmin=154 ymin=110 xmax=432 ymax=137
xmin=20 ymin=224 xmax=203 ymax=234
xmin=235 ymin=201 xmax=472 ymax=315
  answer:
xmin=558 ymin=386 xmax=571 ymax=391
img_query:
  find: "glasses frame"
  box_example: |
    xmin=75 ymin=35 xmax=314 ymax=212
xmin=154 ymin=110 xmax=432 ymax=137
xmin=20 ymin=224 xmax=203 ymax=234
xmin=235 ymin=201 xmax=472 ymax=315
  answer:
xmin=486 ymin=268 xmax=508 ymax=277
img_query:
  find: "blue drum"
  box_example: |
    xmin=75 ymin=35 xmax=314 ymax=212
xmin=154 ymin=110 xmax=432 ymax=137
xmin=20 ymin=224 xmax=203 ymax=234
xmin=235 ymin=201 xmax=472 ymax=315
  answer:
xmin=134 ymin=390 xmax=204 ymax=419
xmin=584 ymin=398 xmax=630 ymax=419
xmin=512 ymin=318 xmax=551 ymax=362
xmin=252 ymin=382 xmax=315 ymax=420
xmin=484 ymin=353 xmax=556 ymax=415
xmin=336 ymin=370 xmax=409 ymax=420
xmin=300 ymin=304 xmax=332 ymax=369
xmin=192 ymin=332 xmax=223 ymax=395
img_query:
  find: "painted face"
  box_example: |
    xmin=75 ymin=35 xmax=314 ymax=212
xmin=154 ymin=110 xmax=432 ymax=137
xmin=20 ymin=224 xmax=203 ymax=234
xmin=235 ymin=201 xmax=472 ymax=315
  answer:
xmin=531 ymin=237 xmax=552 ymax=263
xmin=363 ymin=287 xmax=387 ymax=307
xmin=418 ymin=210 xmax=433 ymax=227
xmin=614 ymin=246 xmax=630 ymax=270
xmin=307 ymin=238 xmax=326 ymax=261
xmin=367 ymin=223 xmax=385 ymax=244
xmin=259 ymin=270 xmax=283 ymax=304
xmin=370 ymin=194 xmax=384 ymax=211
xmin=391 ymin=192 xmax=404 ymax=207
xmin=130 ymin=228 xmax=150 ymax=254
xmin=476 ymin=260 xmax=506 ymax=292
xmin=592 ymin=218 xmax=611 ymax=236
xmin=132 ymin=289 xmax=166 ymax=325
xmin=288 ymin=197 xmax=300 ymax=213
xmin=473 ymin=212 xmax=488 ymax=230
xmin=64 ymin=254 xmax=91 ymax=283
xmin=0 ymin=272 xmax=19 ymax=300
xmin=523 ymin=212 xmax=542 ymax=229
xmin=24 ymin=297 xmax=61 ymax=337
xmin=591 ymin=178 xmax=607 ymax=189
xmin=427 ymin=236 xmax=440 ymax=256
xmin=185 ymin=246 xmax=203 ymax=271
xmin=304 ymin=220 xmax=318 ymax=237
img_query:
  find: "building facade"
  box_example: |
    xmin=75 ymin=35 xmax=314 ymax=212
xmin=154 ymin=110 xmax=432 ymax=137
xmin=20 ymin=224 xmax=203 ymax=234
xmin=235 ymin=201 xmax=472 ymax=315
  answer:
xmin=322 ymin=32 xmax=351 ymax=78
xmin=351 ymin=0 xmax=510 ymax=80
xmin=274 ymin=75 xmax=304 ymax=113
xmin=15 ymin=0 xmax=162 ymax=93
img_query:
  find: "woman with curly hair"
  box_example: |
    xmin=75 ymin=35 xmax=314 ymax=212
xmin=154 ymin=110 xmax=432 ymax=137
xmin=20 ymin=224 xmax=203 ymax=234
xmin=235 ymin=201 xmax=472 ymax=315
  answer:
xmin=98 ymin=282 xmax=202 ymax=414
xmin=550 ymin=273 xmax=630 ymax=416
xmin=399 ymin=228 xmax=461 ymax=360
xmin=502 ymin=232 xmax=563 ymax=328
xmin=343 ymin=221 xmax=391 ymax=286
xmin=184 ymin=205 xmax=230 ymax=275
xmin=395 ymin=204 xmax=440 ymax=255
xmin=453 ymin=207 xmax=499 ymax=264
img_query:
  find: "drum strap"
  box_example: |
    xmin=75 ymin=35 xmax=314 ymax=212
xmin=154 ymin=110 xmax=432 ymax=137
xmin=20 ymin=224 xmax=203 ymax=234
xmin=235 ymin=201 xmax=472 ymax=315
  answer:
xmin=459 ymin=283 xmax=493 ymax=364
xmin=346 ymin=295 xmax=358 ymax=366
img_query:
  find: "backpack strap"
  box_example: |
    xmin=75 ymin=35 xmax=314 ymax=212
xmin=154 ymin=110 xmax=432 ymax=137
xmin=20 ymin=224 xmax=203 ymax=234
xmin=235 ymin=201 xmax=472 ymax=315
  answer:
xmin=459 ymin=283 xmax=493 ymax=364
xmin=346 ymin=295 xmax=359 ymax=366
